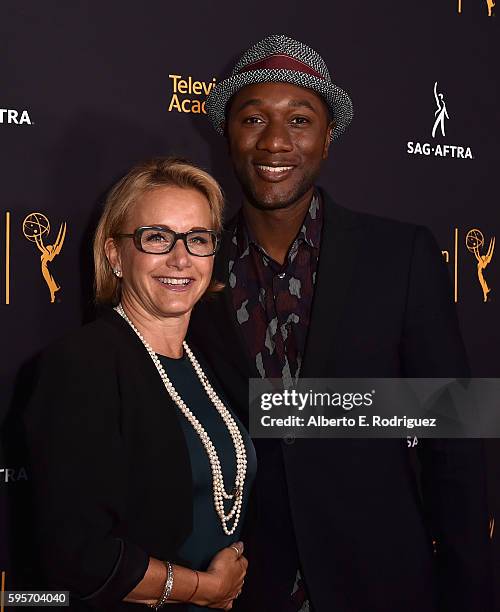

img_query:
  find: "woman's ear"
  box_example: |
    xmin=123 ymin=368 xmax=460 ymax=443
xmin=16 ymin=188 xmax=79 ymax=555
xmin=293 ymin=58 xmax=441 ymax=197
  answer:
xmin=105 ymin=237 xmax=122 ymax=275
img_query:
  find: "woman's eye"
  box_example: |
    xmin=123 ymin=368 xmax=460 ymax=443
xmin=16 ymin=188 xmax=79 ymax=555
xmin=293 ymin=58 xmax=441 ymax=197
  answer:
xmin=189 ymin=235 xmax=209 ymax=245
xmin=145 ymin=232 xmax=166 ymax=242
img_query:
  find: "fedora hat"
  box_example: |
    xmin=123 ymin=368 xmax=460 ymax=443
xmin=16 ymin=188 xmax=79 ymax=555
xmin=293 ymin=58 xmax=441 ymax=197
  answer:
xmin=206 ymin=34 xmax=353 ymax=140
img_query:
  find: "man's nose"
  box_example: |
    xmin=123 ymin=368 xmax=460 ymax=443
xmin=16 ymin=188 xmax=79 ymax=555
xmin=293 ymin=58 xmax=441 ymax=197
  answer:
xmin=256 ymin=120 xmax=293 ymax=153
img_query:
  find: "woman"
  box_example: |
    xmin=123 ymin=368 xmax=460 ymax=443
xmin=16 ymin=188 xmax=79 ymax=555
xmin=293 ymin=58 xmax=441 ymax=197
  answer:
xmin=25 ymin=158 xmax=256 ymax=611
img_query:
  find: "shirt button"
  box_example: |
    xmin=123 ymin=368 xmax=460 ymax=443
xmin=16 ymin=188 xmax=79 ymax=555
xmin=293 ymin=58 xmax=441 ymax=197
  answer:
xmin=278 ymin=273 xmax=286 ymax=279
xmin=283 ymin=435 xmax=295 ymax=445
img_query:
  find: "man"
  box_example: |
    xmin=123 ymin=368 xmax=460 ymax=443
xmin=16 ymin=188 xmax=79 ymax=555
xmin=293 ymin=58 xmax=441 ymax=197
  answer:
xmin=189 ymin=35 xmax=492 ymax=611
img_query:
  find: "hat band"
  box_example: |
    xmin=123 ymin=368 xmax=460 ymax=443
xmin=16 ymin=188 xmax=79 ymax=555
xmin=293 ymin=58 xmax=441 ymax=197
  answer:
xmin=237 ymin=54 xmax=325 ymax=80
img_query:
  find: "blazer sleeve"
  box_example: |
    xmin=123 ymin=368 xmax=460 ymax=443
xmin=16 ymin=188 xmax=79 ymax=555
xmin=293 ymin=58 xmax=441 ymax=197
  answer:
xmin=401 ymin=227 xmax=493 ymax=611
xmin=24 ymin=338 xmax=149 ymax=608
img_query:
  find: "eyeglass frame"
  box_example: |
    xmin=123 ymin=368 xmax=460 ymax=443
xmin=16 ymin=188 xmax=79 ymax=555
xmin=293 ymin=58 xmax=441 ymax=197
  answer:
xmin=115 ymin=226 xmax=220 ymax=257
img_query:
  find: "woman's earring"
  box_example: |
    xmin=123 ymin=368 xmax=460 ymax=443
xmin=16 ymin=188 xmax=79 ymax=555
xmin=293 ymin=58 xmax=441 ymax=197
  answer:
xmin=114 ymin=269 xmax=122 ymax=277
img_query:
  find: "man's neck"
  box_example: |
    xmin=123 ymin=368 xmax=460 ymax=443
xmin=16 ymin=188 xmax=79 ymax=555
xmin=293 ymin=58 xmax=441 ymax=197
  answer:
xmin=242 ymin=188 xmax=315 ymax=265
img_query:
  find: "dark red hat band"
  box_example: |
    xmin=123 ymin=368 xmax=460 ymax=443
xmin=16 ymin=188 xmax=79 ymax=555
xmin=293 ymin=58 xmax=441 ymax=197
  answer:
xmin=237 ymin=53 xmax=325 ymax=80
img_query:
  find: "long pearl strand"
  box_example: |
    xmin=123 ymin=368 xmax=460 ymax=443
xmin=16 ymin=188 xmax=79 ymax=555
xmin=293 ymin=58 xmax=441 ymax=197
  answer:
xmin=115 ymin=304 xmax=247 ymax=535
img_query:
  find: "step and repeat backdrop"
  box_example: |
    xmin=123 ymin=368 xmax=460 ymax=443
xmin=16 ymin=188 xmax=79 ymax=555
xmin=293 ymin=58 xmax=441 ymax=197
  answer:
xmin=1 ymin=0 xmax=498 ymax=606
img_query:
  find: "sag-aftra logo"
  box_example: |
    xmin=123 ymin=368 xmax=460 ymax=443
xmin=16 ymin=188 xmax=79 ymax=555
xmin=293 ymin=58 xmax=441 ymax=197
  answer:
xmin=407 ymin=82 xmax=474 ymax=161
xmin=0 ymin=108 xmax=33 ymax=125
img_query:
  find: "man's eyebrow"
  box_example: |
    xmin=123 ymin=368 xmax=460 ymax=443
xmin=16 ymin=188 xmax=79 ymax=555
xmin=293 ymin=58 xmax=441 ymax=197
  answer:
xmin=234 ymin=98 xmax=262 ymax=113
xmin=234 ymin=98 xmax=318 ymax=114
xmin=288 ymin=99 xmax=316 ymax=112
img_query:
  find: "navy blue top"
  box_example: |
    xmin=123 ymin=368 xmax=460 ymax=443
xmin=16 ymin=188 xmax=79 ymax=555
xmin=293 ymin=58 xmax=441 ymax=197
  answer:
xmin=157 ymin=351 xmax=256 ymax=610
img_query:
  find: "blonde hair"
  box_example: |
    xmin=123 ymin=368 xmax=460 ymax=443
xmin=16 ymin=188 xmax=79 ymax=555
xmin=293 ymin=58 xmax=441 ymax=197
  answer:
xmin=94 ymin=157 xmax=225 ymax=304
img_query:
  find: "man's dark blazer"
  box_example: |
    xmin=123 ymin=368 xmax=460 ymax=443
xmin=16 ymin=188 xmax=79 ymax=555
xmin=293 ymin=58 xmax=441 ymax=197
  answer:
xmin=24 ymin=310 xmax=197 ymax=611
xmin=188 ymin=189 xmax=493 ymax=612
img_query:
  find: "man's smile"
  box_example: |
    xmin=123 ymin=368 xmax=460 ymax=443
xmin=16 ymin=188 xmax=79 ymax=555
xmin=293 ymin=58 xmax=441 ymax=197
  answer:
xmin=253 ymin=163 xmax=296 ymax=182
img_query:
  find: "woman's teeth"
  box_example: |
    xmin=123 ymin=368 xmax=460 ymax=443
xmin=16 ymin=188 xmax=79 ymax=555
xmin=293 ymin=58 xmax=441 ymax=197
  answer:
xmin=157 ymin=277 xmax=191 ymax=285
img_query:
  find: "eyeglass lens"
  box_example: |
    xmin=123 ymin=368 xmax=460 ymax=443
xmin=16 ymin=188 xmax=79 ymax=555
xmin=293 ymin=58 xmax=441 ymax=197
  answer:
xmin=140 ymin=229 xmax=215 ymax=255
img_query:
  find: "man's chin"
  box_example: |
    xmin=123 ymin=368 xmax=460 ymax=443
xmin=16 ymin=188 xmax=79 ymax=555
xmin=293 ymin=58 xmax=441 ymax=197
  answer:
xmin=246 ymin=198 xmax=294 ymax=212
xmin=245 ymin=186 xmax=310 ymax=212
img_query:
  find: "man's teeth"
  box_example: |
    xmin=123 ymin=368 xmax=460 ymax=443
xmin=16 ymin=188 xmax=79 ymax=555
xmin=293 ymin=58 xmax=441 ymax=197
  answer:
xmin=257 ymin=165 xmax=293 ymax=173
xmin=157 ymin=277 xmax=191 ymax=285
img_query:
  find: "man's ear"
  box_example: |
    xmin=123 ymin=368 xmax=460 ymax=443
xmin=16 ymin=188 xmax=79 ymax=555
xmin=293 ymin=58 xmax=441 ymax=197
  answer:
xmin=322 ymin=121 xmax=335 ymax=159
xmin=105 ymin=237 xmax=122 ymax=272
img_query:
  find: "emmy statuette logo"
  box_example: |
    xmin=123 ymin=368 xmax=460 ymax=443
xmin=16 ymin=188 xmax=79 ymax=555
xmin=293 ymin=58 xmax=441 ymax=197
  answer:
xmin=441 ymin=227 xmax=496 ymax=303
xmin=22 ymin=212 xmax=66 ymax=303
xmin=465 ymin=229 xmax=495 ymax=302
xmin=457 ymin=0 xmax=495 ymax=16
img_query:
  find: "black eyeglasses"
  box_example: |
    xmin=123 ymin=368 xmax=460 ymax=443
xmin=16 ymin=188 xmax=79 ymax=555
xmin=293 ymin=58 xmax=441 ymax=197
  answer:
xmin=116 ymin=226 xmax=219 ymax=257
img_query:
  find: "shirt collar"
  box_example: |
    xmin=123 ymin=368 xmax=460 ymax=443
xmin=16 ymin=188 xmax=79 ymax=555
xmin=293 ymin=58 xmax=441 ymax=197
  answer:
xmin=299 ymin=191 xmax=322 ymax=249
xmin=235 ymin=190 xmax=322 ymax=259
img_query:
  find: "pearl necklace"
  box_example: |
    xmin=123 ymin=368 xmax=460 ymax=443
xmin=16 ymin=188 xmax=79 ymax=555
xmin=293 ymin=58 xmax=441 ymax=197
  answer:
xmin=115 ymin=304 xmax=247 ymax=535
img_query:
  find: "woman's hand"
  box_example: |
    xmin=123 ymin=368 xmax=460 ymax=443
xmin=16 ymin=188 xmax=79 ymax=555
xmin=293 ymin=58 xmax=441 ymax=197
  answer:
xmin=195 ymin=541 xmax=248 ymax=610
xmin=123 ymin=543 xmax=248 ymax=608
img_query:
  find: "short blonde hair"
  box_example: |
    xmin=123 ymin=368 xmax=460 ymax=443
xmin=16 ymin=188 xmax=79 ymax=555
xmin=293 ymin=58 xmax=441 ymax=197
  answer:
xmin=94 ymin=157 xmax=225 ymax=304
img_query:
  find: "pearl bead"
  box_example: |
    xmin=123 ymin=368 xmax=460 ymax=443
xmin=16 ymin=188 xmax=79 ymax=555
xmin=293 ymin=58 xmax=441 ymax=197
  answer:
xmin=115 ymin=304 xmax=247 ymax=536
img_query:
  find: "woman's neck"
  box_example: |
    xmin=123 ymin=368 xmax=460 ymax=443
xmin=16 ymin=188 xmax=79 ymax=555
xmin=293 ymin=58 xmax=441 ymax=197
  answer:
xmin=120 ymin=295 xmax=189 ymax=359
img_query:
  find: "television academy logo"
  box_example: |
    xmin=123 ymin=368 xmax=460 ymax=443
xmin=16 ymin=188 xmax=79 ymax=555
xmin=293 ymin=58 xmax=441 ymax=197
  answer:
xmin=407 ymin=82 xmax=473 ymax=160
xmin=168 ymin=74 xmax=217 ymax=114
xmin=0 ymin=107 xmax=33 ymax=125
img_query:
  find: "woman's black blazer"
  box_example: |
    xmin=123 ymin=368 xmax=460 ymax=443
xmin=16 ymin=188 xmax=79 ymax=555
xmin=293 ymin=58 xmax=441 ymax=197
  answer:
xmin=24 ymin=309 xmax=196 ymax=611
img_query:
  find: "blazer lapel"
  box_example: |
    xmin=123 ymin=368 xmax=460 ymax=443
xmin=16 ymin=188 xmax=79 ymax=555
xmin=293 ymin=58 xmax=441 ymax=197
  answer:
xmin=214 ymin=195 xmax=365 ymax=381
xmin=214 ymin=220 xmax=260 ymax=381
xmin=301 ymin=190 xmax=365 ymax=378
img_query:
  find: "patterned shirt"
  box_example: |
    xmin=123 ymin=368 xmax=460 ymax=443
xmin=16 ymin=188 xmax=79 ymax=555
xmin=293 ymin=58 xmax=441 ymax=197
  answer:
xmin=228 ymin=193 xmax=322 ymax=386
xmin=229 ymin=193 xmax=322 ymax=611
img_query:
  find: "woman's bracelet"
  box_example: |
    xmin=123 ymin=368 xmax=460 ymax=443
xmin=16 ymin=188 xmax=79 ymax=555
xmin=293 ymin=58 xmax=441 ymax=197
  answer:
xmin=148 ymin=561 xmax=174 ymax=610
xmin=187 ymin=570 xmax=200 ymax=602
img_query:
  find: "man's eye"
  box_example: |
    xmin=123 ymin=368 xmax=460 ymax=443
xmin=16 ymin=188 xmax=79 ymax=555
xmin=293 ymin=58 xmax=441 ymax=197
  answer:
xmin=290 ymin=117 xmax=310 ymax=125
xmin=243 ymin=116 xmax=264 ymax=124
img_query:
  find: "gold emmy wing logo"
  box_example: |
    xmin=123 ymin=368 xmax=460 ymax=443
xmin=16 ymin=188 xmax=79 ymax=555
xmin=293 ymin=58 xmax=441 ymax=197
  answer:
xmin=22 ymin=212 xmax=66 ymax=303
xmin=1 ymin=569 xmax=5 ymax=612
xmin=466 ymin=229 xmax=495 ymax=302
xmin=457 ymin=0 xmax=495 ymax=15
